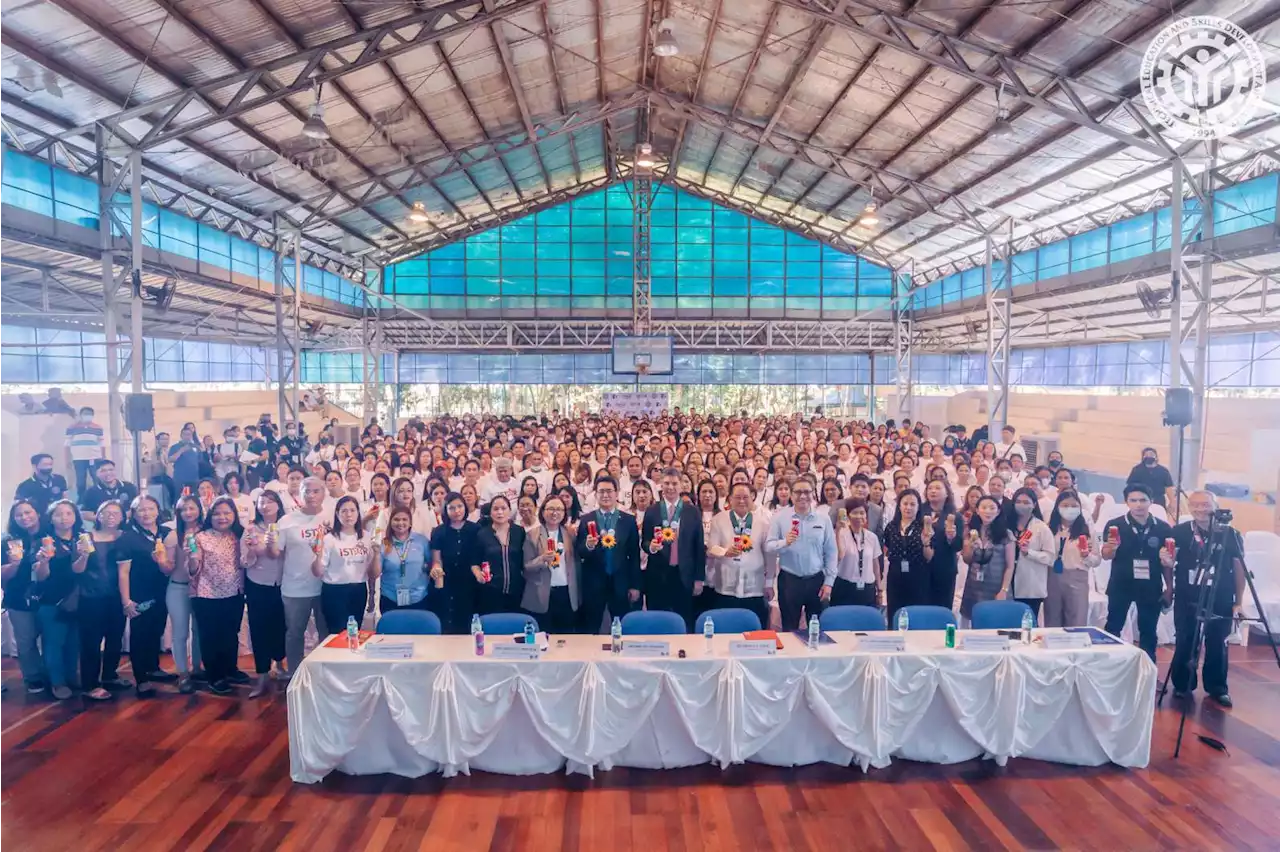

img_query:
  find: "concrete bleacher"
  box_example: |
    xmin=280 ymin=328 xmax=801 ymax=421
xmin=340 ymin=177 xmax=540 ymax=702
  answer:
xmin=1 ymin=389 xmax=360 ymax=499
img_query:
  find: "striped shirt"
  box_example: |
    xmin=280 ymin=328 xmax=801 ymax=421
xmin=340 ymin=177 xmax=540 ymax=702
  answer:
xmin=65 ymin=422 xmax=105 ymax=461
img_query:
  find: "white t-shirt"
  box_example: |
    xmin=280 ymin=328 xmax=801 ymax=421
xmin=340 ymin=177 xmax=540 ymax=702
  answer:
xmin=277 ymin=511 xmax=326 ymax=598
xmin=319 ymin=531 xmax=372 ymax=585
xmin=230 ymin=493 xmax=255 ymax=529
xmin=480 ymin=476 xmax=519 ymax=506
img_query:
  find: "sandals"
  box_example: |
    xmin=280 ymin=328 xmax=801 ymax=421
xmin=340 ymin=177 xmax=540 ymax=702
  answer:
xmin=84 ymin=687 xmax=113 ymax=702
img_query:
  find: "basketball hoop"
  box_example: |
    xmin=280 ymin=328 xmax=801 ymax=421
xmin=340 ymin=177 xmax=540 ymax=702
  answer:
xmin=636 ymin=363 xmax=650 ymax=377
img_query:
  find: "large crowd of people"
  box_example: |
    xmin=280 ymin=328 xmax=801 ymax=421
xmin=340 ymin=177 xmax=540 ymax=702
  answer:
xmin=1 ymin=408 xmax=1244 ymax=707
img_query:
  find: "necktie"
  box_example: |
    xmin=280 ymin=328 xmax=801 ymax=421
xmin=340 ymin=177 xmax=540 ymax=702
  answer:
xmin=600 ymin=511 xmax=616 ymax=576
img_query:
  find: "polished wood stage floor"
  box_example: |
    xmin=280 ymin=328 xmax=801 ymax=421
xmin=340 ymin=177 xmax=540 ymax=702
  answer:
xmin=3 ymin=645 xmax=1279 ymax=851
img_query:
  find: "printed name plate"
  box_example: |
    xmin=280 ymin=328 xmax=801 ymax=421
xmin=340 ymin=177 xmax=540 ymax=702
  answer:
xmin=490 ymin=644 xmax=542 ymax=660
xmin=958 ymin=634 xmax=1011 ymax=652
xmin=1042 ymin=631 xmax=1093 ymax=650
xmin=858 ymin=635 xmax=906 ymax=652
xmin=622 ymin=640 xmax=672 ymax=658
xmin=729 ymin=639 xmax=778 ymax=657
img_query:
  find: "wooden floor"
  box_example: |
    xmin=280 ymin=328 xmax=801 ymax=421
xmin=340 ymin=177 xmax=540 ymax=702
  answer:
xmin=4 ymin=646 xmax=1280 ymax=852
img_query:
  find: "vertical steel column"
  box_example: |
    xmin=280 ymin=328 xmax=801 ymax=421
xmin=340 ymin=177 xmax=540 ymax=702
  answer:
xmin=292 ymin=229 xmax=302 ymax=419
xmin=632 ymin=103 xmax=654 ymax=335
xmin=391 ymin=350 xmax=402 ymax=432
xmin=868 ymin=350 xmax=877 ymax=422
xmin=985 ymin=220 xmax=1013 ymax=438
xmin=272 ymin=220 xmax=296 ymax=427
xmin=128 ymin=150 xmax=143 ymax=399
xmin=1168 ymin=158 xmax=1185 ymax=485
xmin=893 ymin=262 xmax=913 ymax=421
xmin=96 ymin=127 xmax=128 ymax=467
xmin=361 ymin=293 xmax=373 ymax=424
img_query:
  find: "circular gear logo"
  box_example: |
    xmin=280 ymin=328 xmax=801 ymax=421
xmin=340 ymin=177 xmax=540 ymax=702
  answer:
xmin=1141 ymin=16 xmax=1266 ymax=140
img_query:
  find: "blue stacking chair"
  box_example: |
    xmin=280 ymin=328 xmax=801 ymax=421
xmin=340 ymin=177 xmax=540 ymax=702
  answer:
xmin=376 ymin=610 xmax=442 ymax=635
xmin=899 ymin=605 xmax=957 ymax=630
xmin=820 ymin=605 xmax=886 ymax=632
xmin=971 ymin=600 xmax=1034 ymax=630
xmin=480 ymin=612 xmax=539 ymax=635
xmin=696 ymin=608 xmax=762 ymax=634
xmin=621 ymin=610 xmax=688 ymax=635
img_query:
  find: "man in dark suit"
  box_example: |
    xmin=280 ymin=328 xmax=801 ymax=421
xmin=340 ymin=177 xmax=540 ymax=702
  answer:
xmin=642 ymin=468 xmax=706 ymax=630
xmin=575 ymin=475 xmax=642 ymax=633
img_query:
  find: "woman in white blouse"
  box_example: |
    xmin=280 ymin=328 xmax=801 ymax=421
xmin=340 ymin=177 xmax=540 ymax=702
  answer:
xmin=1007 ymin=487 xmax=1056 ymax=622
xmin=832 ymin=498 xmax=882 ymax=608
xmin=311 ymin=495 xmax=378 ymax=633
xmin=1043 ymin=491 xmax=1101 ymax=627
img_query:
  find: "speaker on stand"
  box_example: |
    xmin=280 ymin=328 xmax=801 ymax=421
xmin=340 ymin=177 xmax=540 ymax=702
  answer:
xmin=125 ymin=393 xmax=155 ymax=489
xmin=1162 ymin=387 xmax=1194 ymax=521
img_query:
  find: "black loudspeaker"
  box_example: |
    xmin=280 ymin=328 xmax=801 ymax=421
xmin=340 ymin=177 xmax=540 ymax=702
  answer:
xmin=124 ymin=393 xmax=155 ymax=432
xmin=1163 ymin=387 xmax=1193 ymax=427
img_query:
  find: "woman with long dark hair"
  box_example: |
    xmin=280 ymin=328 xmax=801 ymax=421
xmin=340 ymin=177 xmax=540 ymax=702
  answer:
xmin=30 ymin=500 xmax=89 ymax=700
xmin=922 ymin=479 xmax=963 ymax=610
xmin=1044 ymin=490 xmax=1100 ymax=627
xmin=78 ymin=500 xmax=129 ymax=701
xmin=190 ymin=496 xmax=247 ymax=695
xmin=473 ymin=495 xmax=527 ymax=615
xmin=313 ymin=495 xmax=377 ymax=634
xmin=117 ymin=495 xmax=172 ymax=697
xmin=242 ymin=490 xmax=287 ymax=698
xmin=959 ymin=496 xmax=1016 ymax=625
xmin=165 ymin=494 xmax=204 ymax=692
xmin=3 ymin=500 xmax=46 ymax=693
xmin=377 ymin=506 xmax=433 ymax=616
xmin=881 ymin=489 xmax=934 ymax=625
xmin=1008 ymin=487 xmax=1057 ymax=623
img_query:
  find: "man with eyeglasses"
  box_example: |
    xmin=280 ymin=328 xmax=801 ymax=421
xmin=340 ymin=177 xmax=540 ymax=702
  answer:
xmin=766 ymin=480 xmax=837 ymax=631
xmin=575 ymin=476 xmax=641 ymax=633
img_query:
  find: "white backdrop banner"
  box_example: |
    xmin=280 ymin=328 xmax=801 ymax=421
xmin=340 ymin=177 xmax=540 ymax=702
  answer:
xmin=602 ymin=392 xmax=669 ymax=418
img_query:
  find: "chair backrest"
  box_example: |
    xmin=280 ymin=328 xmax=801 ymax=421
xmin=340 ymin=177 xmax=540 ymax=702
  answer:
xmin=971 ymin=599 xmax=1034 ymax=630
xmin=621 ymin=610 xmax=688 ymax=635
xmin=480 ymin=612 xmax=539 ymax=636
xmin=899 ymin=605 xmax=957 ymax=630
xmin=376 ymin=609 xmax=442 ymax=635
xmin=696 ymin=607 xmax=762 ymax=634
xmin=819 ymin=605 xmax=886 ymax=632
xmin=1149 ymin=505 xmax=1169 ymax=523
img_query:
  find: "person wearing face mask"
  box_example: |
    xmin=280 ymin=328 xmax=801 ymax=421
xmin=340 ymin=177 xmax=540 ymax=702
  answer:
xmin=1043 ymin=491 xmax=1100 ymax=628
xmin=1126 ymin=448 xmax=1175 ymax=510
xmin=1007 ymin=487 xmax=1055 ymax=622
xmin=15 ymin=453 xmax=70 ymax=517
xmin=278 ymin=422 xmax=307 ymax=465
xmin=522 ymin=451 xmax=554 ymax=497
xmin=64 ymin=406 xmax=105 ymax=497
xmin=1164 ymin=491 xmax=1246 ymax=706
xmin=1101 ymin=484 xmax=1174 ymax=661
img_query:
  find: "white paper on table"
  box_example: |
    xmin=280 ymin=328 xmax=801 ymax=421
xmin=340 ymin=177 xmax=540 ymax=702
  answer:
xmin=239 ymin=451 xmax=261 ymax=463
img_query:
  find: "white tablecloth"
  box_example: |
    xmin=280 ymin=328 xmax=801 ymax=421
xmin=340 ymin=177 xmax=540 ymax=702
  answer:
xmin=287 ymin=630 xmax=1157 ymax=783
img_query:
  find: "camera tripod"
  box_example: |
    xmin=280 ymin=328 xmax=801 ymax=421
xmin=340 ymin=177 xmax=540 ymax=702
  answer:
xmin=1155 ymin=509 xmax=1280 ymax=757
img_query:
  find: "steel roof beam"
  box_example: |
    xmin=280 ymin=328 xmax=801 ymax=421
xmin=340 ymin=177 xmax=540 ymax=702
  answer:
xmin=483 ymin=1 xmax=553 ymax=193
xmin=702 ymin=4 xmax=782 ymax=185
xmin=776 ymin=0 xmax=1174 ymax=157
xmin=665 ymin=0 xmax=725 ymax=184
xmin=540 ymin=3 xmax=582 ymax=184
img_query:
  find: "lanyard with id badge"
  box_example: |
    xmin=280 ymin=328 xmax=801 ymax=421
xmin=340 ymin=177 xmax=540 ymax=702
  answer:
xmin=1127 ymin=518 xmax=1156 ymax=582
xmin=853 ymin=530 xmax=869 ymax=590
xmin=391 ymin=538 xmax=413 ymax=606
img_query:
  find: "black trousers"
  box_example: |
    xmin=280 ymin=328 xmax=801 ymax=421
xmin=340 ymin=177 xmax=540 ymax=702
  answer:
xmin=647 ymin=564 xmax=694 ymax=630
xmin=930 ymin=561 xmax=959 ymax=610
xmin=320 ymin=583 xmax=367 ymax=638
xmin=1104 ymin=584 xmax=1161 ymax=662
xmin=1015 ymin=597 xmax=1045 ymax=627
xmin=777 ymin=572 xmax=825 ymax=633
xmin=474 ymin=583 xmax=523 ymax=617
xmin=78 ymin=594 xmax=125 ymax=690
xmin=581 ymin=578 xmax=635 ymax=634
xmin=245 ymin=579 xmax=286 ymax=675
xmin=710 ymin=591 xmax=769 ymax=632
xmin=1170 ymin=595 xmax=1232 ymax=695
xmin=192 ymin=595 xmax=244 ymax=684
xmin=129 ymin=598 xmax=169 ymax=685
xmin=830 ymin=577 xmax=878 ymax=609
xmin=541 ymin=586 xmax=576 ymax=635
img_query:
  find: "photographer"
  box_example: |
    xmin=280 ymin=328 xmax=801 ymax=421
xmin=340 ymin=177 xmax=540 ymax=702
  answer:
xmin=1163 ymin=491 xmax=1246 ymax=707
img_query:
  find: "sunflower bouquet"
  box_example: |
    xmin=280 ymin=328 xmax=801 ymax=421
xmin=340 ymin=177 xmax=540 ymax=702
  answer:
xmin=601 ymin=532 xmax=617 ymax=549
xmin=660 ymin=526 xmax=676 ymax=543
xmin=737 ymin=533 xmax=753 ymax=553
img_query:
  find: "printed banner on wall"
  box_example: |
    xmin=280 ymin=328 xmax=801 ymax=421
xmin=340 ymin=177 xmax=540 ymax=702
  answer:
xmin=602 ymin=392 xmax=669 ymax=418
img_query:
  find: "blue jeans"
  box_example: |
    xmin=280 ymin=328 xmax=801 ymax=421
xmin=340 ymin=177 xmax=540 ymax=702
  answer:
xmin=36 ymin=605 xmax=80 ymax=689
xmin=166 ymin=581 xmax=202 ymax=674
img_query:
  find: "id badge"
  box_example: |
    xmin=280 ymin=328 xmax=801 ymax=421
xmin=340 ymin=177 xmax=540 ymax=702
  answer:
xmin=901 ymin=559 xmax=910 ymax=574
xmin=856 ymin=580 xmax=865 ymax=590
xmin=975 ymin=569 xmax=985 ymax=583
xmin=1133 ymin=559 xmax=1151 ymax=581
xmin=397 ymin=588 xmax=411 ymax=606
xmin=1187 ymin=568 xmax=1197 ymax=586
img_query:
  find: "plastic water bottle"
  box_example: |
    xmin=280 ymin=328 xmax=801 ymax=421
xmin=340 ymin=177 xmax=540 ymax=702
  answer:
xmin=1021 ymin=609 xmax=1034 ymax=645
xmin=471 ymin=614 xmax=485 ymax=656
xmin=897 ymin=608 xmax=910 ymax=634
xmin=703 ymin=615 xmax=715 ymax=654
xmin=610 ymin=617 xmax=622 ymax=655
xmin=808 ymin=614 xmax=820 ymax=650
xmin=346 ymin=616 xmax=359 ymax=652
xmin=524 ymin=619 xmax=537 ymax=648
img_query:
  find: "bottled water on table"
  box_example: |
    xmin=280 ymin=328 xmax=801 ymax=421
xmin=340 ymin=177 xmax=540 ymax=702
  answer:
xmin=808 ymin=614 xmax=820 ymax=650
xmin=897 ymin=608 xmax=910 ymax=634
xmin=346 ymin=616 xmax=360 ymax=652
xmin=525 ymin=619 xmax=537 ymax=648
xmin=1021 ymin=609 xmax=1034 ymax=645
xmin=610 ymin=617 xmax=622 ymax=654
xmin=471 ymin=614 xmax=485 ymax=656
xmin=703 ymin=615 xmax=715 ymax=653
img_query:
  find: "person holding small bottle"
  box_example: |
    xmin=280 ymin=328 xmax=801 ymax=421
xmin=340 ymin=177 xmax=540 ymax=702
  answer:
xmin=376 ymin=506 xmax=432 ymax=618
xmin=165 ymin=494 xmax=205 ymax=692
xmin=117 ymin=495 xmax=172 ymax=697
xmin=242 ymin=490 xmax=288 ymax=698
xmin=3 ymin=500 xmax=47 ymax=693
xmin=473 ymin=495 xmax=527 ymax=616
xmin=34 ymin=499 xmax=92 ymax=700
xmin=429 ymin=493 xmax=480 ymax=634
xmin=190 ymin=496 xmax=247 ymax=696
xmin=1043 ymin=491 xmax=1100 ymax=628
xmin=78 ymin=500 xmax=129 ymax=701
xmin=313 ymin=495 xmax=378 ymax=633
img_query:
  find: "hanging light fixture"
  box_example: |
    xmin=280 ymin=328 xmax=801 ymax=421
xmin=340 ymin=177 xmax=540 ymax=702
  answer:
xmin=302 ymin=83 xmax=330 ymax=141
xmin=408 ymin=201 xmax=431 ymax=224
xmin=858 ymin=200 xmax=879 ymax=227
xmin=990 ymin=84 xmax=1014 ymax=140
xmin=653 ymin=19 xmax=679 ymax=57
xmin=635 ymin=142 xmax=656 ymax=170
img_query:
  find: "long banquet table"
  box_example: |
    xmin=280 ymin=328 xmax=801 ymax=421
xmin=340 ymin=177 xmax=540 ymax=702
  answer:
xmin=287 ymin=629 xmax=1157 ymax=783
